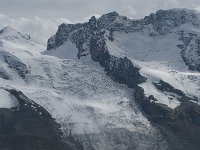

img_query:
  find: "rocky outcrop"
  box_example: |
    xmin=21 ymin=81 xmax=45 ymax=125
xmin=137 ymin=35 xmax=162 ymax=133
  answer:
xmin=177 ymin=31 xmax=200 ymax=71
xmin=89 ymin=32 xmax=146 ymax=87
xmin=0 ymin=88 xmax=82 ymax=150
xmin=143 ymin=9 xmax=199 ymax=34
xmin=0 ymin=66 xmax=10 ymax=79
xmin=153 ymin=80 xmax=198 ymax=102
xmin=134 ymin=81 xmax=200 ymax=150
xmin=0 ymin=51 xmax=28 ymax=79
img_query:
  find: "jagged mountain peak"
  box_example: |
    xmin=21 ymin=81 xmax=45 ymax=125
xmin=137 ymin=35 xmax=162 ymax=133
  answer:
xmin=47 ymin=9 xmax=200 ymax=51
xmin=97 ymin=11 xmax=120 ymax=23
xmin=99 ymin=11 xmax=120 ymax=19
xmin=147 ymin=8 xmax=200 ymax=20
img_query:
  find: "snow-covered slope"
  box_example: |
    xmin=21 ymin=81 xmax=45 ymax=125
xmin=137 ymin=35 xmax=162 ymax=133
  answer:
xmin=0 ymin=26 xmax=167 ymax=150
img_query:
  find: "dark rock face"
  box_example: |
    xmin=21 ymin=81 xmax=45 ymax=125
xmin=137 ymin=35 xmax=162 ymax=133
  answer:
xmin=177 ymin=31 xmax=200 ymax=72
xmin=143 ymin=9 xmax=199 ymax=34
xmin=89 ymin=33 xmax=146 ymax=87
xmin=0 ymin=67 xmax=10 ymax=79
xmin=153 ymin=80 xmax=198 ymax=102
xmin=100 ymin=55 xmax=145 ymax=87
xmin=0 ymin=51 xmax=28 ymax=78
xmin=153 ymin=80 xmax=185 ymax=97
xmin=158 ymin=101 xmax=200 ymax=150
xmin=47 ymin=35 xmax=56 ymax=50
xmin=134 ymin=81 xmax=200 ymax=150
xmin=89 ymin=16 xmax=97 ymax=30
xmin=54 ymin=23 xmax=72 ymax=48
xmin=97 ymin=11 xmax=120 ymax=28
xmin=0 ymin=88 xmax=81 ymax=150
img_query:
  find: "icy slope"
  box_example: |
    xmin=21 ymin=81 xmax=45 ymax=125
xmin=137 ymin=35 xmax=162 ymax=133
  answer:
xmin=0 ymin=27 xmax=167 ymax=150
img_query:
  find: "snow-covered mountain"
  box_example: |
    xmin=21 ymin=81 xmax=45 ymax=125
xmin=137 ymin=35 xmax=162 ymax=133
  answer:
xmin=46 ymin=8 xmax=200 ymax=150
xmin=1 ymin=9 xmax=200 ymax=150
xmin=0 ymin=27 xmax=166 ymax=150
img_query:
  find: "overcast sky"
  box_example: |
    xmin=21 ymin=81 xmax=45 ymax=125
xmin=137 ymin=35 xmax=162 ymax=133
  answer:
xmin=0 ymin=0 xmax=200 ymax=46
